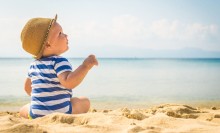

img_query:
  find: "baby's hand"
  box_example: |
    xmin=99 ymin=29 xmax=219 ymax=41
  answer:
xmin=82 ymin=55 xmax=98 ymax=69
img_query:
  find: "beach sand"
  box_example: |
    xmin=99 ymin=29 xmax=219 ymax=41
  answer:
xmin=0 ymin=104 xmax=220 ymax=133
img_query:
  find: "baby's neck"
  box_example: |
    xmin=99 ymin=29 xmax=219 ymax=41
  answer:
xmin=42 ymin=50 xmax=58 ymax=58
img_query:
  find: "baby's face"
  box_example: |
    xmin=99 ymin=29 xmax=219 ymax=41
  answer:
xmin=47 ymin=22 xmax=69 ymax=55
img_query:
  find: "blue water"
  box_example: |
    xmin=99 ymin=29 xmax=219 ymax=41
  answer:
xmin=0 ymin=58 xmax=220 ymax=109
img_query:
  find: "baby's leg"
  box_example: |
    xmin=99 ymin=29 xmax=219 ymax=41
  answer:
xmin=71 ymin=97 xmax=90 ymax=114
xmin=19 ymin=103 xmax=30 ymax=119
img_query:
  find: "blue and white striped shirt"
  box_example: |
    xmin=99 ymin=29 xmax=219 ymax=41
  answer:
xmin=28 ymin=56 xmax=73 ymax=119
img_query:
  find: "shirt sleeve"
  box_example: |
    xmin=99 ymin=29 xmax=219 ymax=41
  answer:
xmin=54 ymin=57 xmax=72 ymax=76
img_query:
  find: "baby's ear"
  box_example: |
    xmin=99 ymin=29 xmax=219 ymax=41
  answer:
xmin=45 ymin=41 xmax=51 ymax=49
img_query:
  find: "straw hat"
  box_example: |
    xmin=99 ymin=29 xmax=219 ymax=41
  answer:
xmin=21 ymin=15 xmax=57 ymax=59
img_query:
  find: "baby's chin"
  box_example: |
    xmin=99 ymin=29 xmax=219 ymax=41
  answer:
xmin=65 ymin=46 xmax=69 ymax=51
xmin=57 ymin=47 xmax=69 ymax=55
xmin=62 ymin=47 xmax=69 ymax=54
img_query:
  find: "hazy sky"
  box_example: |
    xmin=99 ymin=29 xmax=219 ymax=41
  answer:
xmin=0 ymin=0 xmax=220 ymax=58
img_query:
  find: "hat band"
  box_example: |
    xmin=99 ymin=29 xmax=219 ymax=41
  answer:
xmin=35 ymin=14 xmax=57 ymax=59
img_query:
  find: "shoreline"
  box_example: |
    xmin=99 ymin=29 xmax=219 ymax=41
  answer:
xmin=1 ymin=100 xmax=220 ymax=111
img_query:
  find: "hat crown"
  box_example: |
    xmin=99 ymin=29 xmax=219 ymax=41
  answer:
xmin=21 ymin=17 xmax=54 ymax=59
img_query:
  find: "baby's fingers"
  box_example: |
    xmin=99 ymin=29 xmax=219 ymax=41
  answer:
xmin=94 ymin=58 xmax=98 ymax=66
xmin=88 ymin=54 xmax=98 ymax=66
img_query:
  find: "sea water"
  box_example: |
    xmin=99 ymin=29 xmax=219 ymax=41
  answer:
xmin=0 ymin=58 xmax=220 ymax=109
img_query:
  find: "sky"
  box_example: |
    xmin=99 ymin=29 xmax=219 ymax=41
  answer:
xmin=0 ymin=0 xmax=220 ymax=58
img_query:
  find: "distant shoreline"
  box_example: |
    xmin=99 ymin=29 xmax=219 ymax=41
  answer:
xmin=1 ymin=97 xmax=220 ymax=111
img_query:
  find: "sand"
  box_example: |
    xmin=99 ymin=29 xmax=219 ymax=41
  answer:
xmin=0 ymin=104 xmax=220 ymax=133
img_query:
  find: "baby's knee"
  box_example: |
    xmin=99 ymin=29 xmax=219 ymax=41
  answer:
xmin=71 ymin=97 xmax=90 ymax=114
xmin=82 ymin=97 xmax=90 ymax=110
xmin=86 ymin=98 xmax=90 ymax=109
xmin=19 ymin=104 xmax=29 ymax=119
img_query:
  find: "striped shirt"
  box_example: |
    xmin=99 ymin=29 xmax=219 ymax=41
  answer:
xmin=28 ymin=56 xmax=73 ymax=119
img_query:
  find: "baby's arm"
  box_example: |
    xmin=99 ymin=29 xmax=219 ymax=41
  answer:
xmin=58 ymin=55 xmax=98 ymax=89
xmin=24 ymin=78 xmax=32 ymax=96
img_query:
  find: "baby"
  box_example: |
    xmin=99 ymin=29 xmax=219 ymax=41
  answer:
xmin=19 ymin=15 xmax=98 ymax=119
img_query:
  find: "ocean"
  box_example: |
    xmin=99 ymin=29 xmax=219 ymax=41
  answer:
xmin=0 ymin=58 xmax=220 ymax=110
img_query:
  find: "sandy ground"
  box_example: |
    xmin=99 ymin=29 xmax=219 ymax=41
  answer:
xmin=0 ymin=103 xmax=220 ymax=133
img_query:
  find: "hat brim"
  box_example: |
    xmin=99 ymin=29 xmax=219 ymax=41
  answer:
xmin=35 ymin=14 xmax=57 ymax=59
